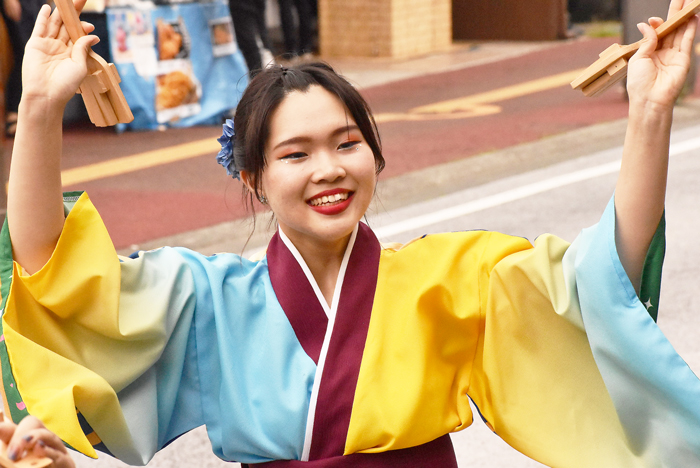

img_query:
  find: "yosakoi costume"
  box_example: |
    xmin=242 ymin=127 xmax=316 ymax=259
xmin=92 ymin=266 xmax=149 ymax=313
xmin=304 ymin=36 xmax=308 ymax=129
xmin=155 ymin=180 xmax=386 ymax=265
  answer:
xmin=2 ymin=191 xmax=700 ymax=467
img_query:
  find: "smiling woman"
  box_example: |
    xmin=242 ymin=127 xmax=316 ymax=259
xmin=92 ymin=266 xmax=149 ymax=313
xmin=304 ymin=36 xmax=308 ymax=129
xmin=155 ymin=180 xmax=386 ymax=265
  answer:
xmin=253 ymin=86 xmax=378 ymax=304
xmin=4 ymin=1 xmax=700 ymax=467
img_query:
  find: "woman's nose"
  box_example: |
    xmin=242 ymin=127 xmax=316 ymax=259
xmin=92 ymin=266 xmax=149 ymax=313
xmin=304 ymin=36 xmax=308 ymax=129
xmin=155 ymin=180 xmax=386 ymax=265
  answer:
xmin=311 ymin=152 xmax=346 ymax=183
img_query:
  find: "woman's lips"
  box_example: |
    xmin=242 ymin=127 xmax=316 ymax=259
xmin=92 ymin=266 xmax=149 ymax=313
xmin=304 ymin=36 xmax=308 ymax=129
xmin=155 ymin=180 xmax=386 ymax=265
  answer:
xmin=308 ymin=191 xmax=354 ymax=215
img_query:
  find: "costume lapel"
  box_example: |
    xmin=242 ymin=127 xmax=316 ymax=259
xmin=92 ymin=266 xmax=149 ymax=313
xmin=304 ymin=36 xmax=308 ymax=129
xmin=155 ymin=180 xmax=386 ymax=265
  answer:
xmin=267 ymin=223 xmax=382 ymax=460
xmin=267 ymin=233 xmax=329 ymax=364
xmin=307 ymin=223 xmax=381 ymax=460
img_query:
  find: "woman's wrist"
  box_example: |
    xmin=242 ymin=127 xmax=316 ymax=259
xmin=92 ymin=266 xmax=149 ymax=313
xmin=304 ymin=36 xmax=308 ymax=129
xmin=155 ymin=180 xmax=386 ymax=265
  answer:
xmin=627 ymin=98 xmax=674 ymax=135
xmin=17 ymin=97 xmax=66 ymax=128
xmin=628 ymin=97 xmax=675 ymax=118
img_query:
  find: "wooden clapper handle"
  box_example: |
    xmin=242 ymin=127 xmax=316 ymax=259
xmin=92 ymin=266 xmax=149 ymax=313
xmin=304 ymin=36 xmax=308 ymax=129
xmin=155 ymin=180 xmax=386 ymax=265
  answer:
xmin=571 ymin=0 xmax=700 ymax=97
xmin=0 ymin=412 xmax=52 ymax=468
xmin=54 ymin=0 xmax=134 ymax=126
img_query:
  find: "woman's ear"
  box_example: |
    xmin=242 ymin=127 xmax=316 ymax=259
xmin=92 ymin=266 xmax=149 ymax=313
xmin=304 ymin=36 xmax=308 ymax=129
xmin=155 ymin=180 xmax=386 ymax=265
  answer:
xmin=239 ymin=170 xmax=255 ymax=193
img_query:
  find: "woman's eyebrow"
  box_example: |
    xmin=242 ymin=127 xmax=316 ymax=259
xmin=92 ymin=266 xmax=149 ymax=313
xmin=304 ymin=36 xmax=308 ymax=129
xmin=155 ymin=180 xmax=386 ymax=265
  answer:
xmin=330 ymin=124 xmax=360 ymax=137
xmin=272 ymin=125 xmax=360 ymax=151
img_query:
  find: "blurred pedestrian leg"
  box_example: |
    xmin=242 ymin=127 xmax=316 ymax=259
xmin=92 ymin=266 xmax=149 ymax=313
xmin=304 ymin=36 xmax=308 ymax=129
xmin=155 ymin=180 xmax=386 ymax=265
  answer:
xmin=229 ymin=0 xmax=274 ymax=77
xmin=1 ymin=0 xmax=45 ymax=137
xmin=0 ymin=5 xmax=10 ymax=221
xmin=278 ymin=0 xmax=315 ymax=60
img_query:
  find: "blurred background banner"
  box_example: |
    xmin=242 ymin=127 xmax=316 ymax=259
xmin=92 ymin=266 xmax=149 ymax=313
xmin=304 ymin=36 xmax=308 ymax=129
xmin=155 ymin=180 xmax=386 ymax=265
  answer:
xmin=105 ymin=0 xmax=248 ymax=131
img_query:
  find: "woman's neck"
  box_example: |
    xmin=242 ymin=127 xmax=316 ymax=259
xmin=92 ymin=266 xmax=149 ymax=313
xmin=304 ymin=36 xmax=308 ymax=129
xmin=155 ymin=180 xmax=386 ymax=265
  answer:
xmin=282 ymin=229 xmax=354 ymax=308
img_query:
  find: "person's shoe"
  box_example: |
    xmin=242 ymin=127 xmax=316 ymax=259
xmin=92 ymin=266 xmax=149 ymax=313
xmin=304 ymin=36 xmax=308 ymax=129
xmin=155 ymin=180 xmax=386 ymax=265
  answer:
xmin=298 ymin=52 xmax=315 ymax=63
xmin=5 ymin=112 xmax=17 ymax=138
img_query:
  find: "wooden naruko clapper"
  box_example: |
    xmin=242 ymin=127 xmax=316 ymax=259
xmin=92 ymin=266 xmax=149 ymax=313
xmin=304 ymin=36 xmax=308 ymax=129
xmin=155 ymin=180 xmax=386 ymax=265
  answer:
xmin=54 ymin=0 xmax=134 ymax=126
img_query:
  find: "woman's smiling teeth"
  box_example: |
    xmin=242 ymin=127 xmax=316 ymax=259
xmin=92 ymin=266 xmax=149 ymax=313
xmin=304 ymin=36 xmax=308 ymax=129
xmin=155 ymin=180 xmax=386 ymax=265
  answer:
xmin=309 ymin=192 xmax=349 ymax=206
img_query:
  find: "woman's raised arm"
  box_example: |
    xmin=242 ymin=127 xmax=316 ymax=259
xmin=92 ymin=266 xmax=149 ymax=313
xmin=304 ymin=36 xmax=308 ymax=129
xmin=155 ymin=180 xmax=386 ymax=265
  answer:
xmin=7 ymin=1 xmax=98 ymax=274
xmin=615 ymin=0 xmax=698 ymax=292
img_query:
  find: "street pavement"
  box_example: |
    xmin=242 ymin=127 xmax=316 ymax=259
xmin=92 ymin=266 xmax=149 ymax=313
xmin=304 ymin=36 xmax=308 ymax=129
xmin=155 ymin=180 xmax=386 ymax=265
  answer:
xmin=5 ymin=33 xmax=700 ymax=467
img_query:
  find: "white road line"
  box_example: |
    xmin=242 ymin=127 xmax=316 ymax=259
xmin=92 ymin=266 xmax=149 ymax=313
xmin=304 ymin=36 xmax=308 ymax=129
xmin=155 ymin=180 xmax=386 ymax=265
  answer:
xmin=374 ymin=136 xmax=700 ymax=239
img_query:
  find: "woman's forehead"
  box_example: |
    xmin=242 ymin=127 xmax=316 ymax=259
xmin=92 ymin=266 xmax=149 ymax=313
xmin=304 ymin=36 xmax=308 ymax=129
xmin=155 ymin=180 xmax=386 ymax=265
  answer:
xmin=267 ymin=86 xmax=357 ymax=145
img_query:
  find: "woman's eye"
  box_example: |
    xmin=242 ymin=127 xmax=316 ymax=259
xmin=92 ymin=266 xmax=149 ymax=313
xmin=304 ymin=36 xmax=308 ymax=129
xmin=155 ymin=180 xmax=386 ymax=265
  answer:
xmin=281 ymin=152 xmax=306 ymax=161
xmin=338 ymin=141 xmax=361 ymax=151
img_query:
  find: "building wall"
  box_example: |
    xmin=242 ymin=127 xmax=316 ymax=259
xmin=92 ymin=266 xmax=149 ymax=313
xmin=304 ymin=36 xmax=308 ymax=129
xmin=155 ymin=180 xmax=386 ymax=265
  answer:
xmin=319 ymin=0 xmax=451 ymax=58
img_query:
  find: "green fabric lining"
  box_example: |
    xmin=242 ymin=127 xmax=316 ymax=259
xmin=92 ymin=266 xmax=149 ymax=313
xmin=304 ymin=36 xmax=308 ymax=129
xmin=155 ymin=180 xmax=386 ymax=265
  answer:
xmin=638 ymin=213 xmax=665 ymax=323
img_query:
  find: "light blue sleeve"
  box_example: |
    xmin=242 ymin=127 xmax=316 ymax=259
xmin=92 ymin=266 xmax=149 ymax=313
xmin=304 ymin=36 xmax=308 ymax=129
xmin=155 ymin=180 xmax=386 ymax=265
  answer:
xmin=572 ymin=196 xmax=700 ymax=464
xmin=174 ymin=249 xmax=316 ymax=464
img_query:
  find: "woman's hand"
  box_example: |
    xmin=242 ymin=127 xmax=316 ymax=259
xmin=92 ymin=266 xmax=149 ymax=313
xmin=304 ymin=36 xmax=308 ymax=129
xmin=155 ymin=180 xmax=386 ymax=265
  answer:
xmin=21 ymin=1 xmax=100 ymax=109
xmin=626 ymin=0 xmax=698 ymax=111
xmin=0 ymin=416 xmax=75 ymax=468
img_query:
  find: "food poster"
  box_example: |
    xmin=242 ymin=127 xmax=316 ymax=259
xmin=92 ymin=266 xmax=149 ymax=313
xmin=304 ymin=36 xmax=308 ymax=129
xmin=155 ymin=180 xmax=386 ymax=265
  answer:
xmin=154 ymin=16 xmax=202 ymax=123
xmin=154 ymin=59 xmax=202 ymax=123
xmin=209 ymin=17 xmax=237 ymax=57
xmin=106 ymin=0 xmax=249 ymax=130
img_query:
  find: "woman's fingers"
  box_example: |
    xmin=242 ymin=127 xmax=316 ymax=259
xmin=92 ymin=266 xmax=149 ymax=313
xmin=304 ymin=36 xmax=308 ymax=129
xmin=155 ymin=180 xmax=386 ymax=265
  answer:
xmin=648 ymin=16 xmax=664 ymax=29
xmin=662 ymin=0 xmax=700 ymax=48
xmin=57 ymin=23 xmax=71 ymax=44
xmin=46 ymin=5 xmax=65 ymax=39
xmin=5 ymin=416 xmax=46 ymax=461
xmin=635 ymin=22 xmax=659 ymax=59
xmin=0 ymin=420 xmax=73 ymax=468
xmin=31 ymin=436 xmax=74 ymax=468
xmin=47 ymin=0 xmax=90 ymax=39
xmin=26 ymin=428 xmax=68 ymax=454
xmin=680 ymin=15 xmax=699 ymax=55
xmin=82 ymin=21 xmax=96 ymax=35
xmin=26 ymin=429 xmax=72 ymax=468
xmin=59 ymin=20 xmax=94 ymax=44
xmin=668 ymin=0 xmax=687 ymax=18
xmin=73 ymin=0 xmax=90 ymax=15
xmin=31 ymin=440 xmax=64 ymax=461
xmin=72 ymin=35 xmax=100 ymax=65
xmin=30 ymin=4 xmax=53 ymax=39
xmin=0 ymin=421 xmax=18 ymax=445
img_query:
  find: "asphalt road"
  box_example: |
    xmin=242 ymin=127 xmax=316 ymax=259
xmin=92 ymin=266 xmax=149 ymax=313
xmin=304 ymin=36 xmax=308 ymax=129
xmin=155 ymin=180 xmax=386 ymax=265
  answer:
xmin=70 ymin=120 xmax=700 ymax=468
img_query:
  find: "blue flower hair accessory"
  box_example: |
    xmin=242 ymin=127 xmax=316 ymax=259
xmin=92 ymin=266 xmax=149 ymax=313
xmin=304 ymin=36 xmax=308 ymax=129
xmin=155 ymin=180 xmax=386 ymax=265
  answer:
xmin=216 ymin=119 xmax=239 ymax=180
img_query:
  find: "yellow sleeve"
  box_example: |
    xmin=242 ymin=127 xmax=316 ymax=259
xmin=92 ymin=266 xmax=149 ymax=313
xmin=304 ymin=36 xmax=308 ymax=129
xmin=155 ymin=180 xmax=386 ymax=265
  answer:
xmin=347 ymin=230 xmax=644 ymax=467
xmin=468 ymin=232 xmax=634 ymax=466
xmin=0 ymin=193 xmax=198 ymax=464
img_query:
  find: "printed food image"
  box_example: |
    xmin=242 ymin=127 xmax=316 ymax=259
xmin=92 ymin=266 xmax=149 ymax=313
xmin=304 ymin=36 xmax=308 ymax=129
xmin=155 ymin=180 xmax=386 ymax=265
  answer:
xmin=156 ymin=71 xmax=197 ymax=109
xmin=212 ymin=23 xmax=233 ymax=45
xmin=157 ymin=19 xmax=183 ymax=61
xmin=115 ymin=25 xmax=128 ymax=53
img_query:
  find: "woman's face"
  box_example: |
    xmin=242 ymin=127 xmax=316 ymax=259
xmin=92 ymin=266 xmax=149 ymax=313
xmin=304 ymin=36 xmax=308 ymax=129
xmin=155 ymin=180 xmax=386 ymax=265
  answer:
xmin=260 ymin=85 xmax=377 ymax=249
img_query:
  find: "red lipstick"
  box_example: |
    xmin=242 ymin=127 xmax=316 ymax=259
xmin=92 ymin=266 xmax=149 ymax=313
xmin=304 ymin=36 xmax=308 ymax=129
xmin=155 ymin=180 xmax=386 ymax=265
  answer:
xmin=307 ymin=189 xmax=354 ymax=216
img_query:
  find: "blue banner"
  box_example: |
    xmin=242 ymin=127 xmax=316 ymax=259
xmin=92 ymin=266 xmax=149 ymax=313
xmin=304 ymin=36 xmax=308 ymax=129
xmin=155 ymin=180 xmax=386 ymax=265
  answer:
xmin=106 ymin=1 xmax=249 ymax=131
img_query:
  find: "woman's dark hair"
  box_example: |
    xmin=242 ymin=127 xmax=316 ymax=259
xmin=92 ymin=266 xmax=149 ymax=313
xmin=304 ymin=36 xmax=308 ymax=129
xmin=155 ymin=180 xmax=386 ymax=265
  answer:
xmin=233 ymin=62 xmax=385 ymax=207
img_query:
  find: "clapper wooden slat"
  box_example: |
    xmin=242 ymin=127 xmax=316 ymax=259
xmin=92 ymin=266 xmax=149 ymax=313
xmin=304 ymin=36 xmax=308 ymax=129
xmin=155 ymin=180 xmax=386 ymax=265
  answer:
xmin=54 ymin=0 xmax=133 ymax=126
xmin=571 ymin=0 xmax=700 ymax=97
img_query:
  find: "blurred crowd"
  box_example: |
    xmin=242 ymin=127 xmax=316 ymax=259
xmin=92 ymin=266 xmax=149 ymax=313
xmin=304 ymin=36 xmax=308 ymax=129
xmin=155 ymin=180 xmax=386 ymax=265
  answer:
xmin=229 ymin=0 xmax=318 ymax=77
xmin=0 ymin=0 xmax=318 ymax=138
xmin=1 ymin=0 xmax=45 ymax=138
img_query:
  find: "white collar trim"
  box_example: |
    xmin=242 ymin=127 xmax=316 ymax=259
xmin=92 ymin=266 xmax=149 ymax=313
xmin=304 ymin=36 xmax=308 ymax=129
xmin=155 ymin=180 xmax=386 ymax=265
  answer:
xmin=278 ymin=225 xmax=359 ymax=461
xmin=278 ymin=225 xmax=359 ymax=319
